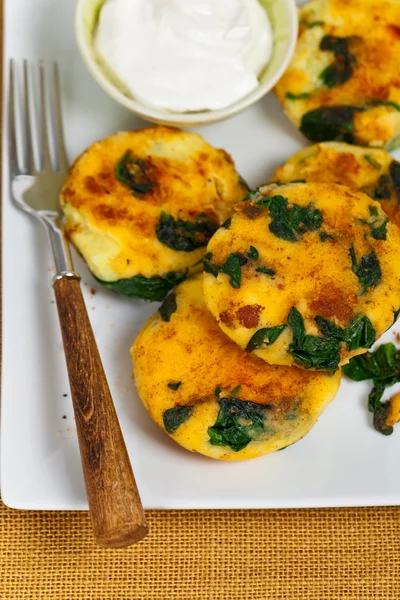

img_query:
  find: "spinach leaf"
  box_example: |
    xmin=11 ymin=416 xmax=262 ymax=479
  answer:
xmin=344 ymin=343 xmax=400 ymax=435
xmin=203 ymin=252 xmax=219 ymax=277
xmin=222 ymin=217 xmax=232 ymax=229
xmin=368 ymin=99 xmax=400 ymax=112
xmin=389 ymin=160 xmax=400 ymax=203
xmin=246 ymin=325 xmax=287 ymax=351
xmin=163 ymin=406 xmax=192 ymax=434
xmin=372 ymin=175 xmax=392 ymax=200
xmin=342 ymin=314 xmax=376 ymax=350
xmin=394 ymin=308 xmax=400 ymax=324
xmin=300 ymin=106 xmax=363 ymax=143
xmin=248 ymin=245 xmax=259 ymax=260
xmin=319 ymin=35 xmax=358 ymax=88
xmin=364 ymin=155 xmax=381 ymax=170
xmin=156 ymin=212 xmax=218 ymax=252
xmin=373 ymin=403 xmax=393 ymax=436
xmin=243 ymin=188 xmax=263 ymax=203
xmin=219 ymin=253 xmax=248 ymax=289
xmin=95 ymin=271 xmax=185 ymax=302
xmin=231 ymin=385 xmax=241 ymax=396
xmin=349 ymin=246 xmax=381 ymax=294
xmin=159 ymin=292 xmax=177 ymax=322
xmin=319 ymin=232 xmax=335 ymax=242
xmin=215 ymin=386 xmax=222 ymax=397
xmin=167 ymin=382 xmax=182 ymax=391
xmin=115 ymin=151 xmax=156 ymax=196
xmin=286 ymin=92 xmax=311 ymax=100
xmin=256 ymin=195 xmax=323 ymax=241
xmin=306 ymin=20 xmax=324 ymax=28
xmin=315 ymin=314 xmax=376 ymax=350
xmin=208 ymin=398 xmax=272 ymax=452
xmin=256 ymin=266 xmax=276 ymax=276
xmin=370 ymin=217 xmax=389 ymax=241
xmin=288 ymin=307 xmax=341 ymax=371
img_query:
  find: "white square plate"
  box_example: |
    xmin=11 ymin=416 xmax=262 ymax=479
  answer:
xmin=2 ymin=0 xmax=400 ymax=510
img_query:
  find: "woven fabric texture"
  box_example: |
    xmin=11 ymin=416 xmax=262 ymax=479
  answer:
xmin=0 ymin=500 xmax=399 ymax=600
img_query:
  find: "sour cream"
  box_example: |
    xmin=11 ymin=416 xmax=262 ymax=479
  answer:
xmin=94 ymin=0 xmax=274 ymax=112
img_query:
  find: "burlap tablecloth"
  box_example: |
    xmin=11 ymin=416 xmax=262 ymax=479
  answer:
xmin=1 ymin=4 xmax=400 ymax=599
xmin=0 ymin=501 xmax=399 ymax=599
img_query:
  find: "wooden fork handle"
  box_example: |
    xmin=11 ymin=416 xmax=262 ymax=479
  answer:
xmin=53 ymin=274 xmax=148 ymax=548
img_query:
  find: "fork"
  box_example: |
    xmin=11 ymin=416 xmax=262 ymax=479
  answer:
xmin=8 ymin=60 xmax=148 ymax=548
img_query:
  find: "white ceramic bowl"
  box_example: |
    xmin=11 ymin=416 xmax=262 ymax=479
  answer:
xmin=75 ymin=0 xmax=298 ymax=127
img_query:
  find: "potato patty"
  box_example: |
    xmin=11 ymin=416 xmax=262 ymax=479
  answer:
xmin=272 ymin=142 xmax=400 ymax=227
xmin=60 ymin=126 xmax=247 ymax=301
xmin=274 ymin=0 xmax=400 ymax=149
xmin=203 ymin=182 xmax=400 ymax=371
xmin=131 ymin=275 xmax=341 ymax=460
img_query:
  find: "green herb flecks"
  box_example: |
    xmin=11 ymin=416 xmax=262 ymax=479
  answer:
xmin=343 ymin=343 xmax=400 ymax=435
xmin=319 ymin=232 xmax=335 ymax=242
xmin=368 ymin=99 xmax=400 ymax=112
xmin=394 ymin=308 xmax=400 ymax=324
xmin=219 ymin=253 xmax=248 ymax=289
xmin=319 ymin=35 xmax=358 ymax=88
xmin=349 ymin=246 xmax=382 ymax=294
xmin=256 ymin=266 xmax=276 ymax=276
xmin=222 ymin=217 xmax=232 ymax=229
xmin=115 ymin=151 xmax=156 ymax=196
xmin=306 ymin=20 xmax=324 ymax=28
xmin=389 ymin=160 xmax=400 ymax=203
xmin=243 ymin=187 xmax=264 ymax=203
xmin=231 ymin=385 xmax=241 ymax=397
xmin=156 ymin=212 xmax=218 ymax=252
xmin=365 ymin=205 xmax=389 ymax=240
xmin=256 ymin=195 xmax=323 ymax=242
xmin=246 ymin=325 xmax=287 ymax=352
xmin=208 ymin=398 xmax=273 ymax=452
xmin=95 ymin=271 xmax=186 ymax=302
xmin=300 ymin=106 xmax=363 ymax=143
xmin=167 ymin=382 xmax=182 ymax=391
xmin=215 ymin=386 xmax=222 ymax=397
xmin=286 ymin=92 xmax=311 ymax=100
xmin=364 ymin=155 xmax=381 ymax=170
xmin=288 ymin=307 xmax=341 ymax=371
xmin=163 ymin=406 xmax=192 ymax=434
xmin=159 ymin=292 xmax=177 ymax=322
xmin=247 ymin=246 xmax=259 ymax=260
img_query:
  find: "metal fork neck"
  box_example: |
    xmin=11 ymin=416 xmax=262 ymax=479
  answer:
xmin=40 ymin=212 xmax=80 ymax=284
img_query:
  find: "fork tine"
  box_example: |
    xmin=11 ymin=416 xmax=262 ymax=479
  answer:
xmin=53 ymin=62 xmax=68 ymax=173
xmin=39 ymin=61 xmax=52 ymax=171
xmin=23 ymin=60 xmax=35 ymax=174
xmin=8 ymin=60 xmax=19 ymax=174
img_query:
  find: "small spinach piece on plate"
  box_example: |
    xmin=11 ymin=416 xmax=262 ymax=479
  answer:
xmin=156 ymin=212 xmax=218 ymax=252
xmin=300 ymin=106 xmax=363 ymax=143
xmin=163 ymin=406 xmax=192 ymax=434
xmin=349 ymin=246 xmax=382 ymax=295
xmin=96 ymin=271 xmax=185 ymax=302
xmin=116 ymin=151 xmax=156 ymax=196
xmin=246 ymin=325 xmax=287 ymax=351
xmin=159 ymin=292 xmax=177 ymax=322
xmin=208 ymin=397 xmax=272 ymax=452
xmin=344 ymin=343 xmax=400 ymax=435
